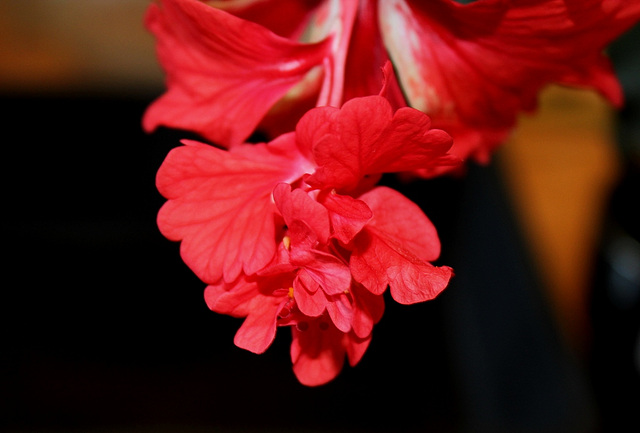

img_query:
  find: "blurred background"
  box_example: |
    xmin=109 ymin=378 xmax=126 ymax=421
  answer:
xmin=1 ymin=1 xmax=638 ymax=432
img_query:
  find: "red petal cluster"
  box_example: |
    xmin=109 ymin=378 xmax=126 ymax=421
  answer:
xmin=156 ymin=95 xmax=455 ymax=385
xmin=146 ymin=0 xmax=640 ymax=385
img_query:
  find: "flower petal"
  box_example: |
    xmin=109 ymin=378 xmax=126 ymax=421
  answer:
xmin=205 ymin=275 xmax=292 ymax=354
xmin=357 ymin=186 xmax=442 ymax=260
xmin=325 ymin=292 xmax=354 ymax=333
xmin=204 ymin=275 xmax=259 ymax=318
xmin=294 ymin=271 xmax=326 ymax=317
xmin=350 ymin=283 xmax=385 ymax=339
xmin=345 ymin=332 xmax=372 ymax=367
xmin=288 ymin=220 xmax=352 ymax=296
xmin=304 ymin=95 xmax=456 ymax=191
xmin=380 ymin=0 xmax=640 ymax=163
xmin=342 ymin=7 xmax=406 ymax=108
xmin=156 ymin=134 xmax=309 ymax=284
xmin=290 ymin=317 xmax=346 ymax=386
xmin=234 ymin=293 xmax=287 ymax=354
xmin=350 ymin=187 xmax=453 ymax=304
xmin=273 ymin=183 xmax=330 ymax=244
xmin=143 ymin=0 xmax=331 ymax=146
xmin=318 ymin=190 xmax=373 ymax=245
xmin=294 ymin=266 xmax=354 ymax=332
xmin=206 ymin=0 xmax=323 ymax=39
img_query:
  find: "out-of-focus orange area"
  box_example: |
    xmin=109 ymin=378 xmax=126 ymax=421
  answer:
xmin=0 ymin=1 xmax=621 ymax=351
xmin=0 ymin=1 xmax=163 ymax=94
xmin=500 ymin=87 xmax=621 ymax=352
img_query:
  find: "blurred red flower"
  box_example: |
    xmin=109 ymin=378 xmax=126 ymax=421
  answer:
xmin=143 ymin=0 xmax=640 ymax=169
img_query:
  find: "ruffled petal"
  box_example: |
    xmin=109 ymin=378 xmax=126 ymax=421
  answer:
xmin=156 ymin=134 xmax=310 ymax=284
xmin=304 ymin=95 xmax=457 ymax=191
xmin=288 ymin=221 xmax=352 ymax=296
xmin=204 ymin=275 xmax=259 ymax=318
xmin=350 ymin=186 xmax=453 ymax=304
xmin=294 ymin=273 xmax=357 ymax=334
xmin=234 ymin=293 xmax=287 ymax=354
xmin=206 ymin=275 xmax=292 ymax=354
xmin=317 ymin=190 xmax=373 ymax=245
xmin=273 ymin=183 xmax=331 ymax=244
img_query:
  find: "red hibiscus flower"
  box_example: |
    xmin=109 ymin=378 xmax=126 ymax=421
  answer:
xmin=143 ymin=0 xmax=640 ymax=167
xmin=156 ymin=95 xmax=454 ymax=385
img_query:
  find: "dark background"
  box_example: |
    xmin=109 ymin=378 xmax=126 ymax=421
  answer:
xmin=1 ymin=94 xmax=466 ymax=433
xmin=1 ymin=3 xmax=639 ymax=433
xmin=0 ymin=91 xmax=625 ymax=433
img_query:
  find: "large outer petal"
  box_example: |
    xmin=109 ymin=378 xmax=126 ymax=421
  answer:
xmin=204 ymin=0 xmax=323 ymax=39
xmin=142 ymin=0 xmax=330 ymax=147
xmin=156 ymin=134 xmax=311 ymax=284
xmin=380 ymin=0 xmax=640 ymax=163
xmin=350 ymin=187 xmax=453 ymax=304
xmin=245 ymin=0 xmax=361 ymax=139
